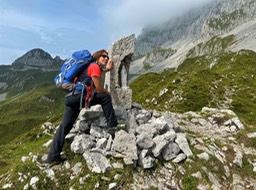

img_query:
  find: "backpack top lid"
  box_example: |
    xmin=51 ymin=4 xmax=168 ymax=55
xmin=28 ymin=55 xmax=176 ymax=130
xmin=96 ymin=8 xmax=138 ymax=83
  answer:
xmin=72 ymin=49 xmax=92 ymax=61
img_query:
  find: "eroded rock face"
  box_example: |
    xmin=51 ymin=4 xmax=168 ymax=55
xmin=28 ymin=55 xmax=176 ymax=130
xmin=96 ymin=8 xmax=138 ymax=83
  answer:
xmin=104 ymin=34 xmax=135 ymax=109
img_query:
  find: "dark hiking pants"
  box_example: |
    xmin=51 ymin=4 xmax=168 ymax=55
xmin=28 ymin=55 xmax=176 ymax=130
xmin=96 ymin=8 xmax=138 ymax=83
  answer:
xmin=47 ymin=92 xmax=117 ymax=163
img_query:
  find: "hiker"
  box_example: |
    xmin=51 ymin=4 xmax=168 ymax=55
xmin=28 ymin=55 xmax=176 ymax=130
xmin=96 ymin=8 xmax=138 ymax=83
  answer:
xmin=47 ymin=49 xmax=123 ymax=167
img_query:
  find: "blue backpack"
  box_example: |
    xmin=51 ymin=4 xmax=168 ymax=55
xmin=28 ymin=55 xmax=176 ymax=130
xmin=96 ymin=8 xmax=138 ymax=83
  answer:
xmin=54 ymin=49 xmax=93 ymax=92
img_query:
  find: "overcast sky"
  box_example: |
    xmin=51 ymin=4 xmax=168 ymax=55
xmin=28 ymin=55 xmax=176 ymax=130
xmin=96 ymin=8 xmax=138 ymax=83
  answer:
xmin=0 ymin=0 xmax=212 ymax=65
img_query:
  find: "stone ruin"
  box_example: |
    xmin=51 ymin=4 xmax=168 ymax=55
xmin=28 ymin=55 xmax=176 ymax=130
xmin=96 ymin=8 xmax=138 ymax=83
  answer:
xmin=104 ymin=34 xmax=135 ymax=109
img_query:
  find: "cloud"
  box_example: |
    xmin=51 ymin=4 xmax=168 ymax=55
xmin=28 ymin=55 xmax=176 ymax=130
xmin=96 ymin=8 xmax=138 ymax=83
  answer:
xmin=0 ymin=0 xmax=212 ymax=64
xmin=0 ymin=1 xmax=99 ymax=63
xmin=100 ymin=0 xmax=212 ymax=38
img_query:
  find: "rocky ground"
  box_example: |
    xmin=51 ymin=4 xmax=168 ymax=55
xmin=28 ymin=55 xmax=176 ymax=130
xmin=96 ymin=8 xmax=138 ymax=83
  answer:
xmin=1 ymin=104 xmax=256 ymax=190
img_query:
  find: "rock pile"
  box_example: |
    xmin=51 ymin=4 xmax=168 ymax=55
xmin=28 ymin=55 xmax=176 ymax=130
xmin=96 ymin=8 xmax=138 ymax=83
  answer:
xmin=3 ymin=105 xmax=256 ymax=190
xmin=65 ymin=103 xmax=193 ymax=173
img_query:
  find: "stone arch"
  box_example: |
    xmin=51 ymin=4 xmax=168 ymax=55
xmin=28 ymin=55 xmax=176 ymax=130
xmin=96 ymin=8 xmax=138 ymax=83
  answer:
xmin=118 ymin=54 xmax=132 ymax=89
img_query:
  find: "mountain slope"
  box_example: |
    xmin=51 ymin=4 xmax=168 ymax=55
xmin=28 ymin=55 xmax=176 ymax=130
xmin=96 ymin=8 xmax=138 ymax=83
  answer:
xmin=130 ymin=49 xmax=256 ymax=126
xmin=0 ymin=70 xmax=66 ymax=145
xmin=11 ymin=48 xmax=63 ymax=71
xmin=131 ymin=0 xmax=256 ymax=77
xmin=0 ymin=49 xmax=66 ymax=145
xmin=1 ymin=47 xmax=255 ymax=189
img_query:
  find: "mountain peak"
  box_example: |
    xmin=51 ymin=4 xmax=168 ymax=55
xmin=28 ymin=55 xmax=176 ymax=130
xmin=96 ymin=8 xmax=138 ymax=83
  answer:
xmin=27 ymin=48 xmax=51 ymax=55
xmin=12 ymin=48 xmax=63 ymax=71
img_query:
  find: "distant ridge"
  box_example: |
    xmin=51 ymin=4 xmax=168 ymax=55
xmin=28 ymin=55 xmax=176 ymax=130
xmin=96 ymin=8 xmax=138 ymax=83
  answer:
xmin=11 ymin=48 xmax=63 ymax=71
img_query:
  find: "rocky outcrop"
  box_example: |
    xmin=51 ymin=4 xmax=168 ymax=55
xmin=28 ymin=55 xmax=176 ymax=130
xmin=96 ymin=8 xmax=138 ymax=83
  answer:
xmin=143 ymin=47 xmax=177 ymax=69
xmin=135 ymin=0 xmax=256 ymax=57
xmin=132 ymin=0 xmax=256 ymax=75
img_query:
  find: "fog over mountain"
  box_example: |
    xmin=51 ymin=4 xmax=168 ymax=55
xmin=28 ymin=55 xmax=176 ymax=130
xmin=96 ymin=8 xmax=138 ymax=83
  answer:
xmin=131 ymin=0 xmax=256 ymax=76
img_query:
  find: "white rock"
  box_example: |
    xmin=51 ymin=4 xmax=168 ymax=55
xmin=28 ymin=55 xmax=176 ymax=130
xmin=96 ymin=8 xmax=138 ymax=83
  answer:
xmin=23 ymin=183 xmax=29 ymax=190
xmin=247 ymin=132 xmax=256 ymax=138
xmin=30 ymin=176 xmax=39 ymax=189
xmin=108 ymin=183 xmax=117 ymax=190
xmin=79 ymin=177 xmax=86 ymax=185
xmin=21 ymin=156 xmax=29 ymax=163
xmin=197 ymin=152 xmax=210 ymax=160
xmin=112 ymin=162 xmax=124 ymax=169
xmin=192 ymin=171 xmax=202 ymax=179
xmin=231 ymin=117 xmax=244 ymax=130
xmin=65 ymin=161 xmax=71 ymax=169
xmin=3 ymin=183 xmax=12 ymax=189
xmin=230 ymin=125 xmax=237 ymax=132
xmin=175 ymin=133 xmax=193 ymax=157
xmin=253 ymin=163 xmax=256 ymax=173
xmin=44 ymin=168 xmax=55 ymax=181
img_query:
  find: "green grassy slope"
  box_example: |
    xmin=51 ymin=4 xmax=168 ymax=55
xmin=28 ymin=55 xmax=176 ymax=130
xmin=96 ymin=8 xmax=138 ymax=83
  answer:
xmin=130 ymin=49 xmax=256 ymax=126
xmin=0 ymin=70 xmax=66 ymax=145
xmin=0 ymin=48 xmax=256 ymax=189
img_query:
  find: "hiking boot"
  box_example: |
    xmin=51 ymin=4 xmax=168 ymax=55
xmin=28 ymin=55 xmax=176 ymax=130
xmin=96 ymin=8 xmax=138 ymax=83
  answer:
xmin=48 ymin=158 xmax=67 ymax=168
xmin=116 ymin=123 xmax=126 ymax=129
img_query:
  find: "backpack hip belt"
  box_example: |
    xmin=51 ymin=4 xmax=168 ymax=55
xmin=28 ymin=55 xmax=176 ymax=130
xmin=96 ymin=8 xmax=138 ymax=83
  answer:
xmin=65 ymin=81 xmax=88 ymax=110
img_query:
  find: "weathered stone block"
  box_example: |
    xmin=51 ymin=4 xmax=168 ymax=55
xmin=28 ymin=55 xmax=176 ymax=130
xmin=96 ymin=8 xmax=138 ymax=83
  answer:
xmin=104 ymin=34 xmax=135 ymax=109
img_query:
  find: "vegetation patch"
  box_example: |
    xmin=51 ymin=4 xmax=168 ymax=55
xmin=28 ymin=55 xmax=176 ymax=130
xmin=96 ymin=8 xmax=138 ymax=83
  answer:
xmin=0 ymin=70 xmax=65 ymax=145
xmin=207 ymin=10 xmax=245 ymax=30
xmin=131 ymin=49 xmax=256 ymax=126
xmin=187 ymin=35 xmax=236 ymax=57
